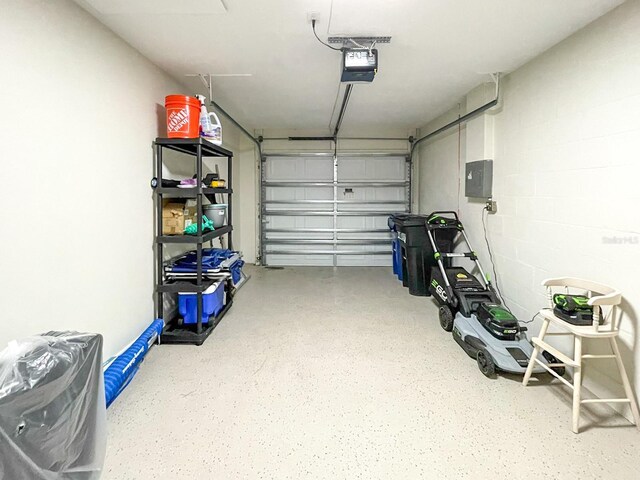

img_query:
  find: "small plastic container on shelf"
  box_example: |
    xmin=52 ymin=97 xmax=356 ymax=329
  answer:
xmin=178 ymin=282 xmax=224 ymax=325
xmin=203 ymin=204 xmax=227 ymax=228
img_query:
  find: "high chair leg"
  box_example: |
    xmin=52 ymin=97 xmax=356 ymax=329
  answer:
xmin=609 ymin=337 xmax=640 ymax=428
xmin=523 ymin=318 xmax=550 ymax=386
xmin=572 ymin=336 xmax=583 ymax=434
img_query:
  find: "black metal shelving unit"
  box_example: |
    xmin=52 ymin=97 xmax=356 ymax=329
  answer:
xmin=154 ymin=137 xmax=234 ymax=345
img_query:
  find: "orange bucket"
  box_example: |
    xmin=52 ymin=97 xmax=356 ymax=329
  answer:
xmin=165 ymin=95 xmax=201 ymax=138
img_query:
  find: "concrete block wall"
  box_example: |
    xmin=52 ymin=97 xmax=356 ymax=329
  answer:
xmin=418 ymin=0 xmax=640 ymax=416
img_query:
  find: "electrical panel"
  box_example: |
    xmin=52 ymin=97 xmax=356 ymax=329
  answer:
xmin=465 ymin=160 xmax=493 ymax=198
xmin=341 ymin=48 xmax=378 ymax=83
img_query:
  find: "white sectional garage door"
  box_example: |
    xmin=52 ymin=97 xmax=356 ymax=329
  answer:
xmin=260 ymin=153 xmax=411 ymax=266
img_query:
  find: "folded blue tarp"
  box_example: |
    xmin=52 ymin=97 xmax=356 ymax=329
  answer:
xmin=167 ymin=248 xmax=239 ymax=273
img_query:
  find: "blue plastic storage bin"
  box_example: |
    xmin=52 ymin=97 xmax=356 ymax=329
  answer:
xmin=178 ymin=282 xmax=224 ymax=325
xmin=229 ymin=260 xmax=244 ymax=285
xmin=392 ymin=234 xmax=403 ymax=281
xmin=388 ymin=215 xmax=403 ymax=281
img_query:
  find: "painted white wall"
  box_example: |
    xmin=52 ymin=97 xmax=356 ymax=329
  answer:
xmin=235 ymin=140 xmax=259 ymax=264
xmin=0 ymin=0 xmax=244 ymax=360
xmin=418 ymin=0 xmax=640 ymax=417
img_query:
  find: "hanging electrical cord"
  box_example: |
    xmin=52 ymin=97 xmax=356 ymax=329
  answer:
xmin=482 ymin=204 xmax=543 ymax=327
xmin=520 ymin=312 xmax=541 ymax=325
xmin=312 ymin=19 xmax=342 ymax=51
xmin=481 ymin=206 xmax=511 ymax=312
xmin=348 ymin=38 xmax=367 ymax=49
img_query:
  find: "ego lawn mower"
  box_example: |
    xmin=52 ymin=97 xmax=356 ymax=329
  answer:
xmin=425 ymin=211 xmax=564 ymax=378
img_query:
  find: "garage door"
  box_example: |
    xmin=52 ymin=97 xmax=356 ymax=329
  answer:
xmin=260 ymin=153 xmax=411 ymax=266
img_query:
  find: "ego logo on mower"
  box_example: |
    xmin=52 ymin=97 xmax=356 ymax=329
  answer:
xmin=431 ymin=279 xmax=448 ymax=302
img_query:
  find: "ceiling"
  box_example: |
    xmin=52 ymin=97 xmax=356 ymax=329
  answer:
xmin=75 ymin=0 xmax=624 ymax=132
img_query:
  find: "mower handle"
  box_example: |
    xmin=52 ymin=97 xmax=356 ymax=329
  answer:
xmin=427 ymin=211 xmax=459 ymax=221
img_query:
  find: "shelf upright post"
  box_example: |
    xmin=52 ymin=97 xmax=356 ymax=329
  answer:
xmin=196 ymin=143 xmax=203 ymax=335
xmin=156 ymin=143 xmax=164 ymax=319
xmin=228 ymin=153 xmax=233 ymax=249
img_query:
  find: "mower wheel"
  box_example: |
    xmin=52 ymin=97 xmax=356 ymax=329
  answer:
xmin=439 ymin=306 xmax=454 ymax=332
xmin=477 ymin=349 xmax=496 ymax=378
xmin=542 ymin=351 xmax=566 ymax=377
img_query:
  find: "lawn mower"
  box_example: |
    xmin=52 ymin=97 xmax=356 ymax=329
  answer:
xmin=425 ymin=211 xmax=564 ymax=378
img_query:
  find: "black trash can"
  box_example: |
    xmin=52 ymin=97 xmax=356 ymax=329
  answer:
xmin=391 ymin=213 xmax=459 ymax=296
xmin=390 ymin=214 xmax=432 ymax=296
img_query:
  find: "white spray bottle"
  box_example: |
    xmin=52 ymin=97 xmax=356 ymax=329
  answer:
xmin=195 ymin=94 xmax=222 ymax=146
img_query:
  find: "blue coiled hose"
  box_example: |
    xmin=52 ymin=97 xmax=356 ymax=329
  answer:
xmin=104 ymin=319 xmax=164 ymax=407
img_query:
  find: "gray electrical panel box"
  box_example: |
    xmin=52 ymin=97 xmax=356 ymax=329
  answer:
xmin=465 ymin=160 xmax=493 ymax=198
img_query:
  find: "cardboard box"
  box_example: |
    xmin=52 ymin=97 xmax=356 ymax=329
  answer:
xmin=183 ymin=200 xmax=197 ymax=228
xmin=162 ymin=200 xmax=198 ymax=235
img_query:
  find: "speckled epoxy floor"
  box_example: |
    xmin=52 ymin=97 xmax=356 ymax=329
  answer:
xmin=104 ymin=266 xmax=640 ymax=479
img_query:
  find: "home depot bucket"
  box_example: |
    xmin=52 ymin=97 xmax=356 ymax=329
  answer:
xmin=165 ymin=95 xmax=200 ymax=138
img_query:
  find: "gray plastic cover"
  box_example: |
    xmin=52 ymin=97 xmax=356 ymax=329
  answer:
xmin=0 ymin=332 xmax=106 ymax=479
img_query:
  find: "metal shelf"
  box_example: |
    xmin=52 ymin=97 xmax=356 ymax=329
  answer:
xmin=155 ymin=137 xmax=233 ymax=157
xmin=154 ymin=138 xmax=234 ymax=345
xmin=157 ymin=225 xmax=233 ymax=244
xmin=157 ymin=187 xmax=232 ymax=197
xmin=160 ymin=299 xmax=234 ymax=346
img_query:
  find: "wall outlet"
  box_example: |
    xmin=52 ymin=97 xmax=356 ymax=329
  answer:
xmin=307 ymin=12 xmax=320 ymax=24
xmin=486 ymin=199 xmax=497 ymax=213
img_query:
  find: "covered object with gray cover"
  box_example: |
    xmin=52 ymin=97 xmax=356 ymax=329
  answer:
xmin=0 ymin=331 xmax=106 ymax=480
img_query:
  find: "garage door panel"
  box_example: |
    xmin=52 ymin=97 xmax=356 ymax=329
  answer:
xmin=266 ymin=186 xmax=333 ymax=201
xmin=338 ymin=231 xmax=391 ymax=240
xmin=261 ymin=154 xmax=409 ymax=266
xmin=336 ymin=205 xmax=401 ymax=213
xmin=336 ymin=216 xmax=390 ymax=230
xmin=337 ymin=156 xmax=406 ymax=181
xmin=266 ymin=253 xmax=334 ymax=267
xmin=337 ymin=245 xmax=392 ymax=267
xmin=267 ymin=232 xmax=334 ymax=240
xmin=266 ymin=157 xmax=333 ymax=181
xmin=266 ymin=216 xmax=334 ymax=229
xmin=337 ymin=186 xmax=405 ymax=202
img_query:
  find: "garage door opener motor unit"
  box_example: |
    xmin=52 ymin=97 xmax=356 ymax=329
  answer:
xmin=341 ymin=48 xmax=378 ymax=83
xmin=426 ymin=211 xmax=564 ymax=378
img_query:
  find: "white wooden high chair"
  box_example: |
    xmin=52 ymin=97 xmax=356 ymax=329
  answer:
xmin=522 ymin=277 xmax=640 ymax=433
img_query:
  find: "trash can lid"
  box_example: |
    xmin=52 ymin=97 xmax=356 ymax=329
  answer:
xmin=388 ymin=213 xmax=423 ymax=230
xmin=391 ymin=214 xmax=429 ymax=229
